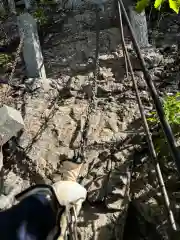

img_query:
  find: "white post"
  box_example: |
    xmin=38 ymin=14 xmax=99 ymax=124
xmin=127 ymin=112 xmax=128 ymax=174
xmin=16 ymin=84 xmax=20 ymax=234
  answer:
xmin=17 ymin=13 xmax=46 ymax=80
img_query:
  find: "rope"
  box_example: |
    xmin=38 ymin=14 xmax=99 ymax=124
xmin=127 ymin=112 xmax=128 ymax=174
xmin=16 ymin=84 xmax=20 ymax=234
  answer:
xmin=117 ymin=0 xmax=177 ymax=232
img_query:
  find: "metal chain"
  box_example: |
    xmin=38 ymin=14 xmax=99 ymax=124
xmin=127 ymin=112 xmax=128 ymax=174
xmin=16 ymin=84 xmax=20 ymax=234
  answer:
xmin=2 ymin=31 xmax=24 ymax=106
xmin=61 ymin=8 xmax=100 ymax=240
xmin=0 ymin=26 xmax=8 ymax=45
xmin=118 ymin=0 xmax=177 ymax=233
xmin=72 ymin=6 xmax=100 ymax=164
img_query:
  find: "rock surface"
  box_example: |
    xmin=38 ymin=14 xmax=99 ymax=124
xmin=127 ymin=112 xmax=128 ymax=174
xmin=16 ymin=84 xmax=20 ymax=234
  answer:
xmin=0 ymin=2 xmax=180 ymax=240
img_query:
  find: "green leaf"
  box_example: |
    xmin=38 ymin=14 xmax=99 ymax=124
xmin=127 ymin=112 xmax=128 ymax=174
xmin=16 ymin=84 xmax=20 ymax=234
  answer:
xmin=135 ymin=0 xmax=150 ymax=12
xmin=154 ymin=0 xmax=164 ymax=9
xmin=147 ymin=117 xmax=157 ymax=122
xmin=169 ymin=0 xmax=180 ymax=13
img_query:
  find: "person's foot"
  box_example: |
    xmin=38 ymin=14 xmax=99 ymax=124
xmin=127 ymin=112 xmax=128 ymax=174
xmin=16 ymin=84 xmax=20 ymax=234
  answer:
xmin=56 ymin=160 xmax=83 ymax=182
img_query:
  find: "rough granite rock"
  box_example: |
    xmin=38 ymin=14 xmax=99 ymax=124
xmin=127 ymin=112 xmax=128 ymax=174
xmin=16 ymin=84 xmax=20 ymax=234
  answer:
xmin=1 ymin=3 xmax=180 ymax=240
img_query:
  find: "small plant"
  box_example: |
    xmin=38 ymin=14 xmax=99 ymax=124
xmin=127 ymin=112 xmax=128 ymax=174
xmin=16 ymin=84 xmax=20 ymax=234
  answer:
xmin=136 ymin=0 xmax=180 ymax=13
xmin=148 ymin=92 xmax=180 ymax=125
xmin=0 ymin=53 xmax=11 ymax=68
xmin=147 ymin=92 xmax=180 ymax=157
xmin=33 ymin=8 xmax=48 ymax=26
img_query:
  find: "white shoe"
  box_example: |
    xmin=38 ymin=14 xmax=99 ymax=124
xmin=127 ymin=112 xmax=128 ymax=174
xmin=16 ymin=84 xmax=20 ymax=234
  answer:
xmin=52 ymin=180 xmax=87 ymax=240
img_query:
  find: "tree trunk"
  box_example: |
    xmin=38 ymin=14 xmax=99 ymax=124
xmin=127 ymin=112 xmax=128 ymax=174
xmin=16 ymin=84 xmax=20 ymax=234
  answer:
xmin=123 ymin=0 xmax=149 ymax=48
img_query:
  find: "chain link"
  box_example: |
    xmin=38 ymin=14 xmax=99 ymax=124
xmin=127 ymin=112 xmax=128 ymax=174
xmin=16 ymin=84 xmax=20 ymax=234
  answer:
xmin=72 ymin=6 xmax=100 ymax=164
xmin=0 ymin=26 xmax=8 ymax=45
xmin=2 ymin=31 xmax=24 ymax=106
xmin=60 ymin=8 xmax=100 ymax=240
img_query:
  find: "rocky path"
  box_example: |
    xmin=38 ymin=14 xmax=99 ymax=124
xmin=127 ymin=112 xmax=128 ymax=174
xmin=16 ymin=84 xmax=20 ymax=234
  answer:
xmin=1 ymin=7 xmax=141 ymax=239
xmin=1 ymin=4 xmax=180 ymax=240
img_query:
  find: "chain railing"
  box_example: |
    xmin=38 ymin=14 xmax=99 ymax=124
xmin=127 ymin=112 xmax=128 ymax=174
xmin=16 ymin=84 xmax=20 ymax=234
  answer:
xmin=1 ymin=31 xmax=24 ymax=106
xmin=118 ymin=0 xmax=180 ymax=235
xmin=61 ymin=5 xmax=101 ymax=240
xmin=71 ymin=5 xmax=100 ymax=166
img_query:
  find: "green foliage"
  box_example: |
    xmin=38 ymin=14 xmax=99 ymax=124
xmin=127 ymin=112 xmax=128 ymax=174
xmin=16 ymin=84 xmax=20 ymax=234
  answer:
xmin=0 ymin=54 xmax=11 ymax=68
xmin=154 ymin=0 xmax=165 ymax=9
xmin=32 ymin=0 xmax=56 ymax=25
xmin=148 ymin=93 xmax=180 ymax=158
xmin=148 ymin=92 xmax=180 ymax=124
xmin=163 ymin=93 xmax=180 ymax=124
xmin=33 ymin=8 xmax=48 ymax=25
xmin=136 ymin=0 xmax=150 ymax=12
xmin=169 ymin=0 xmax=180 ymax=13
xmin=136 ymin=0 xmax=180 ymax=13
